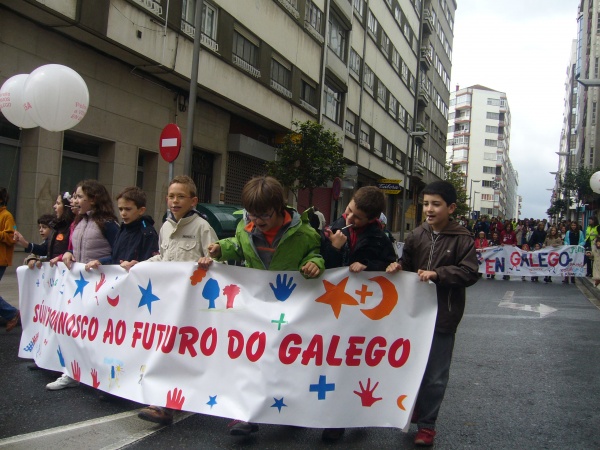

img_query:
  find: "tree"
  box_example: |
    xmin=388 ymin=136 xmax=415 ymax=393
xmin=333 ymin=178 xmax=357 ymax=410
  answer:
xmin=445 ymin=164 xmax=469 ymax=217
xmin=562 ymin=165 xmax=600 ymax=223
xmin=266 ymin=120 xmax=346 ymax=205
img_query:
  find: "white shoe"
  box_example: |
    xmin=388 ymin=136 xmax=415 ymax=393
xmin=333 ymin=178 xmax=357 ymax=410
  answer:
xmin=46 ymin=374 xmax=80 ymax=390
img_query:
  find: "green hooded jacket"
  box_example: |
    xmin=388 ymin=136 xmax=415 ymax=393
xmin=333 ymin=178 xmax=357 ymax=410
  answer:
xmin=216 ymin=206 xmax=325 ymax=276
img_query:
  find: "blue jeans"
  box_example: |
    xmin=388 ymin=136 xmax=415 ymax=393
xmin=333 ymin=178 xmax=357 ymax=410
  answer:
xmin=0 ymin=266 xmax=19 ymax=321
xmin=415 ymin=331 xmax=455 ymax=430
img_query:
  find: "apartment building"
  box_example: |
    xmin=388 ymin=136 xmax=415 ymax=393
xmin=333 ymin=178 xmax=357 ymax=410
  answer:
xmin=0 ymin=0 xmax=454 ymax=240
xmin=447 ymin=85 xmax=519 ymax=220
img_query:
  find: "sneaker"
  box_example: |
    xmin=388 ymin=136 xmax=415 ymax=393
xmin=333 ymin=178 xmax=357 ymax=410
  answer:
xmin=228 ymin=420 xmax=259 ymax=436
xmin=46 ymin=374 xmax=79 ymax=390
xmin=414 ymin=428 xmax=436 ymax=446
xmin=322 ymin=428 xmax=345 ymax=441
xmin=6 ymin=310 xmax=20 ymax=332
xmin=138 ymin=406 xmax=174 ymax=425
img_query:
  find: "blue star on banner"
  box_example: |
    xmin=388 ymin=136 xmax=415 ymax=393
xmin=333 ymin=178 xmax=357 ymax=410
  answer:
xmin=73 ymin=272 xmax=89 ymax=299
xmin=138 ymin=280 xmax=160 ymax=313
xmin=271 ymin=397 xmax=287 ymax=412
xmin=207 ymin=395 xmax=217 ymax=408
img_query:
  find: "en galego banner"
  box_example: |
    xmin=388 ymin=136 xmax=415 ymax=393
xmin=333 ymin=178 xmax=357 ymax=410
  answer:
xmin=477 ymin=245 xmax=585 ymax=277
xmin=17 ymin=262 xmax=438 ymax=430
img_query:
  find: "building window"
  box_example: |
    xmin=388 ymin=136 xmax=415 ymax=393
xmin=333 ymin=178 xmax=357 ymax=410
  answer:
xmin=381 ymin=32 xmax=390 ymax=56
xmin=593 ymin=102 xmax=597 ymax=125
xmin=352 ymin=0 xmax=364 ymax=16
xmin=377 ymin=81 xmax=387 ymax=106
xmin=487 ymin=98 xmax=500 ymax=106
xmin=484 ymin=139 xmax=498 ymax=147
xmin=364 ymin=64 xmax=374 ymax=91
xmin=300 ymin=79 xmax=318 ymax=113
xmin=367 ymin=10 xmax=378 ymax=35
xmin=349 ymin=48 xmax=361 ymax=77
xmin=61 ymin=135 xmax=100 ymax=194
xmin=401 ymin=61 xmax=408 ymax=83
xmin=373 ymin=132 xmax=382 ymax=156
xmin=328 ymin=13 xmax=347 ymax=61
xmin=385 ymin=142 xmax=393 ymax=162
xmin=486 ymin=112 xmax=500 ymax=120
xmin=271 ymin=57 xmax=292 ymax=97
xmin=305 ymin=0 xmax=323 ymax=35
xmin=485 ymin=125 xmax=499 ymax=133
xmin=399 ymin=105 xmax=407 ymax=125
xmin=392 ymin=48 xmax=401 ymax=71
xmin=233 ymin=29 xmax=260 ymax=77
xmin=360 ymin=123 xmax=370 ymax=148
xmin=482 ymin=166 xmax=495 ymax=174
xmin=181 ymin=0 xmax=218 ymax=49
xmin=389 ymin=95 xmax=398 ymax=118
xmin=323 ymin=83 xmax=342 ymax=123
xmin=345 ymin=110 xmax=356 ymax=137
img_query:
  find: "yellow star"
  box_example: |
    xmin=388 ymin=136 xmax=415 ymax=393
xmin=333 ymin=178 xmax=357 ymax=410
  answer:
xmin=315 ymin=277 xmax=359 ymax=318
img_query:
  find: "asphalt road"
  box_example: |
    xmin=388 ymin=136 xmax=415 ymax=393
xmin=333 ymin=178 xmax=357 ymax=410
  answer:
xmin=1 ymin=256 xmax=599 ymax=449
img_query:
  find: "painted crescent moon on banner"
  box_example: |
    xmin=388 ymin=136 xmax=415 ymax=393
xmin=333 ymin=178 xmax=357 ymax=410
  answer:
xmin=396 ymin=394 xmax=407 ymax=410
xmin=360 ymin=276 xmax=398 ymax=320
xmin=107 ymin=295 xmax=120 ymax=307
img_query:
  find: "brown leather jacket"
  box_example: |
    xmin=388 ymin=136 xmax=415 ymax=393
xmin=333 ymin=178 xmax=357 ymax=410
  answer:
xmin=401 ymin=219 xmax=479 ymax=333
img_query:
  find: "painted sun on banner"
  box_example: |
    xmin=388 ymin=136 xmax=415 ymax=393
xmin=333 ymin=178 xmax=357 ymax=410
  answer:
xmin=17 ymin=262 xmax=438 ymax=430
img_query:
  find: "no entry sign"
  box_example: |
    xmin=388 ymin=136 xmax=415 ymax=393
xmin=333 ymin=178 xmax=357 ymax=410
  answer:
xmin=159 ymin=123 xmax=181 ymax=163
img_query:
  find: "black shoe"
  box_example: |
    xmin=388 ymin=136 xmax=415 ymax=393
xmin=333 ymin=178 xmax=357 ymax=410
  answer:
xmin=571 ymin=277 xmax=576 ymax=284
xmin=548 ymin=277 xmax=552 ymax=282
xmin=562 ymin=279 xmax=569 ymax=284
xmin=322 ymin=428 xmax=345 ymax=441
xmin=228 ymin=420 xmax=259 ymax=436
xmin=503 ymin=275 xmax=510 ymax=280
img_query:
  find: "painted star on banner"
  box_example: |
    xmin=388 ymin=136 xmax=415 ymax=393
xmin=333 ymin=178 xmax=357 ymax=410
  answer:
xmin=315 ymin=277 xmax=359 ymax=318
xmin=73 ymin=271 xmax=89 ymax=299
xmin=207 ymin=395 xmax=217 ymax=408
xmin=138 ymin=280 xmax=160 ymax=313
xmin=271 ymin=397 xmax=287 ymax=412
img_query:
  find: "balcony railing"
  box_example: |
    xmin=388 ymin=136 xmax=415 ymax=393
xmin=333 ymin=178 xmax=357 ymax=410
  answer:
xmin=270 ymin=79 xmax=292 ymax=98
xmin=300 ymin=100 xmax=317 ymax=115
xmin=181 ymin=20 xmax=219 ymax=52
xmin=233 ymin=55 xmax=261 ymax=78
xmin=277 ymin=0 xmax=300 ymax=19
xmin=133 ymin=0 xmax=162 ymax=15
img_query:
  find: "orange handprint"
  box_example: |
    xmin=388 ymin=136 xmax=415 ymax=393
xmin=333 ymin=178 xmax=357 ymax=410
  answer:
xmin=71 ymin=360 xmax=81 ymax=382
xmin=223 ymin=284 xmax=241 ymax=309
xmin=91 ymin=368 xmax=100 ymax=388
xmin=165 ymin=387 xmax=185 ymax=410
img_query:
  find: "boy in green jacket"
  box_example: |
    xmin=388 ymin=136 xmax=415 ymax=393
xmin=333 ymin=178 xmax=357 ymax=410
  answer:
xmin=198 ymin=175 xmax=324 ymax=435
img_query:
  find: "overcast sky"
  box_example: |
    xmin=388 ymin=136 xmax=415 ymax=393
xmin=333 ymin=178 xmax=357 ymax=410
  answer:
xmin=450 ymin=0 xmax=580 ymax=219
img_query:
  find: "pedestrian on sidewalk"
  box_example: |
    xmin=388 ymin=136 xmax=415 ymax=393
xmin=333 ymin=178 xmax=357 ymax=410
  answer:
xmin=0 ymin=187 xmax=19 ymax=332
xmin=563 ymin=221 xmax=585 ymax=284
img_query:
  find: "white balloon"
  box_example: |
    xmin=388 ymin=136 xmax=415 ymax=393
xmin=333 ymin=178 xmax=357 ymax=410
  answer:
xmin=23 ymin=64 xmax=89 ymax=132
xmin=590 ymin=171 xmax=600 ymax=194
xmin=0 ymin=74 xmax=38 ymax=128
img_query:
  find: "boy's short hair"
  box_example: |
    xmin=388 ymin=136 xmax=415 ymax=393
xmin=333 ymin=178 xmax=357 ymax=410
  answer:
xmin=169 ymin=175 xmax=197 ymax=197
xmin=241 ymin=176 xmax=285 ymax=215
xmin=422 ymin=181 xmax=457 ymax=206
xmin=117 ymin=186 xmax=147 ymax=208
xmin=37 ymin=214 xmax=55 ymax=227
xmin=353 ymin=186 xmax=386 ymax=220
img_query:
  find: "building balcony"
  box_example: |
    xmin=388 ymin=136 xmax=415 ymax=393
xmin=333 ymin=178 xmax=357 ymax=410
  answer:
xmin=454 ymin=115 xmax=471 ymax=123
xmin=418 ymin=87 xmax=430 ymax=107
xmin=233 ymin=55 xmax=261 ymax=78
xmin=420 ymin=46 xmax=433 ymax=70
xmin=422 ymin=9 xmax=434 ymax=35
xmin=133 ymin=0 xmax=162 ymax=15
xmin=276 ymin=0 xmax=300 ymax=19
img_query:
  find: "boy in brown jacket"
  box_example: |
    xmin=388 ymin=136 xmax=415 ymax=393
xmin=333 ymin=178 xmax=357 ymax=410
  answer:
xmin=387 ymin=181 xmax=479 ymax=446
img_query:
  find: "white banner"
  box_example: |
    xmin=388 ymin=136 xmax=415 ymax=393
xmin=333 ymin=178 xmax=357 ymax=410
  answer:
xmin=477 ymin=245 xmax=586 ymax=277
xmin=17 ymin=262 xmax=438 ymax=429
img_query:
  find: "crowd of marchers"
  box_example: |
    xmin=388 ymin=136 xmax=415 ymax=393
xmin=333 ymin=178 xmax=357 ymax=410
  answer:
xmin=455 ymin=215 xmax=600 ymax=284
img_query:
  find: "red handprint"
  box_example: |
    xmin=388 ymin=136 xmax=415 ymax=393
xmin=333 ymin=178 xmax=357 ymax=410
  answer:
xmin=165 ymin=387 xmax=185 ymax=410
xmin=71 ymin=360 xmax=81 ymax=382
xmin=190 ymin=267 xmax=207 ymax=286
xmin=353 ymin=378 xmax=382 ymax=407
xmin=95 ymin=273 xmax=106 ymax=292
xmin=223 ymin=284 xmax=241 ymax=309
xmin=91 ymin=368 xmax=100 ymax=388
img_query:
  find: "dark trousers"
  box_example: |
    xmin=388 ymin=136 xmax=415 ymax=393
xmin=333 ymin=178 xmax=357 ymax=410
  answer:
xmin=0 ymin=266 xmax=19 ymax=321
xmin=415 ymin=331 xmax=455 ymax=430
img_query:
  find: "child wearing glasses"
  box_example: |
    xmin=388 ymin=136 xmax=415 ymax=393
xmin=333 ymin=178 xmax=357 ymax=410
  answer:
xmin=136 ymin=175 xmax=217 ymax=425
xmin=197 ymin=175 xmax=325 ymax=435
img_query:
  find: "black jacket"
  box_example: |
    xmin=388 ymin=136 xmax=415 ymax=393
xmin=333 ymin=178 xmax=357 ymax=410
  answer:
xmin=111 ymin=215 xmax=159 ymax=264
xmin=321 ymin=216 xmax=397 ymax=271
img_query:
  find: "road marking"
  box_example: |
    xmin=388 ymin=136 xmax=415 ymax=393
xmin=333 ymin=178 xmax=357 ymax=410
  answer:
xmin=0 ymin=410 xmax=194 ymax=449
xmin=498 ymin=290 xmax=557 ymax=318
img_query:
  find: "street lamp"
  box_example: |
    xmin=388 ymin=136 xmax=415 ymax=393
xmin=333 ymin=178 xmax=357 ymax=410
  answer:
xmin=473 ymin=191 xmax=480 ymax=218
xmin=576 ymin=78 xmax=600 ymax=87
xmin=469 ymin=179 xmax=481 ymax=218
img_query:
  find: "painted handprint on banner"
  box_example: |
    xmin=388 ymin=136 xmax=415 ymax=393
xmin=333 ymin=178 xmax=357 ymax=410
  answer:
xmin=166 ymin=387 xmax=185 ymax=410
xmin=71 ymin=360 xmax=81 ymax=382
xmin=91 ymin=368 xmax=101 ymax=388
xmin=353 ymin=378 xmax=382 ymax=407
xmin=269 ymin=273 xmax=296 ymax=301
